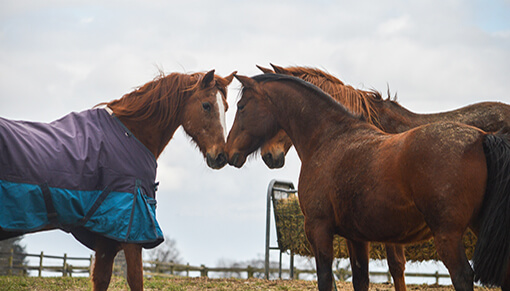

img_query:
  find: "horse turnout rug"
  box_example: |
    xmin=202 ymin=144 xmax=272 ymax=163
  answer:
xmin=0 ymin=108 xmax=163 ymax=249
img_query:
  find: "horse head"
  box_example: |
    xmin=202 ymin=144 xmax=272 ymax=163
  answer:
xmin=180 ymin=70 xmax=236 ymax=169
xmin=226 ymin=74 xmax=279 ymax=168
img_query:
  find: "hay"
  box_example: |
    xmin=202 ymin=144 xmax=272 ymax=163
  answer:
xmin=273 ymin=195 xmax=477 ymax=261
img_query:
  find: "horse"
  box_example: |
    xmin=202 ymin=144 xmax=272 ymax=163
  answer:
xmin=0 ymin=69 xmax=235 ymax=291
xmin=256 ymin=64 xmax=510 ymax=290
xmin=226 ymin=73 xmax=510 ymax=291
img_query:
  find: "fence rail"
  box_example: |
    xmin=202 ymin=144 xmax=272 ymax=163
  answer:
xmin=0 ymin=250 xmax=450 ymax=284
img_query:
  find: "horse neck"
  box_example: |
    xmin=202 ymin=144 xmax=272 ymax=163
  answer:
xmin=265 ymin=82 xmax=361 ymax=160
xmin=116 ymin=113 xmax=181 ymax=159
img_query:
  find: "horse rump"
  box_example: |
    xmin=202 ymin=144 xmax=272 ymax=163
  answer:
xmin=473 ymin=133 xmax=510 ymax=287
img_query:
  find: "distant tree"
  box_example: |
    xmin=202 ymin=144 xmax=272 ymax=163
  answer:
xmin=144 ymin=236 xmax=182 ymax=264
xmin=0 ymin=236 xmax=28 ymax=275
xmin=216 ymin=255 xmax=281 ymax=279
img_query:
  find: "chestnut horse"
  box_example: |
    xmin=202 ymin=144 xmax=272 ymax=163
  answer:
xmin=0 ymin=69 xmax=235 ymax=291
xmin=226 ymin=73 xmax=510 ymax=291
xmin=257 ymin=64 xmax=510 ymax=290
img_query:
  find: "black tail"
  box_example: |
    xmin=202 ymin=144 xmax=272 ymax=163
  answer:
xmin=473 ymin=133 xmax=510 ymax=286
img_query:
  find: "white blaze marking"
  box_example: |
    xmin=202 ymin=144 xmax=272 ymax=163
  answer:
xmin=216 ymin=91 xmax=227 ymax=141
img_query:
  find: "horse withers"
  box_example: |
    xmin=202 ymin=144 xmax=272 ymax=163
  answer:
xmin=0 ymin=69 xmax=235 ymax=290
xmin=226 ymin=73 xmax=510 ymax=291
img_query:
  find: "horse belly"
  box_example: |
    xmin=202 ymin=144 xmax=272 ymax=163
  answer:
xmin=334 ymin=192 xmax=433 ymax=244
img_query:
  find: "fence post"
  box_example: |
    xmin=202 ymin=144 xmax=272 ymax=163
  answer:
xmin=89 ymin=255 xmax=93 ymax=276
xmin=63 ymin=253 xmax=68 ymax=277
xmin=38 ymin=251 xmax=44 ymax=277
xmin=200 ymin=264 xmax=208 ymax=277
xmin=170 ymin=260 xmax=174 ymax=275
xmin=8 ymin=248 xmax=13 ymax=275
xmin=186 ymin=263 xmax=190 ymax=277
xmin=154 ymin=259 xmax=160 ymax=274
xmin=247 ymin=265 xmax=254 ymax=279
xmin=435 ymin=271 xmax=439 ymax=285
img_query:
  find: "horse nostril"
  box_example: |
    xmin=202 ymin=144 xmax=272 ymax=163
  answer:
xmin=230 ymin=153 xmax=240 ymax=166
xmin=216 ymin=152 xmax=226 ymax=165
xmin=262 ymin=152 xmax=274 ymax=168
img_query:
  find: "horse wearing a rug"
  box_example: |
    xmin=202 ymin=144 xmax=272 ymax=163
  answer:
xmin=0 ymin=69 xmax=235 ymax=291
xmin=256 ymin=64 xmax=510 ymax=291
xmin=226 ymin=73 xmax=510 ymax=291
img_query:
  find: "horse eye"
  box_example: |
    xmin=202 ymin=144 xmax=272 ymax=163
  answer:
xmin=237 ymin=104 xmax=245 ymax=111
xmin=202 ymin=102 xmax=211 ymax=112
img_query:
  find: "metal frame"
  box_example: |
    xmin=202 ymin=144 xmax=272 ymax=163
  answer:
xmin=264 ymin=179 xmax=298 ymax=279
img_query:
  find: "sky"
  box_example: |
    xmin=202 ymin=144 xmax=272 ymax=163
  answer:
xmin=1 ymin=0 xmax=510 ymax=279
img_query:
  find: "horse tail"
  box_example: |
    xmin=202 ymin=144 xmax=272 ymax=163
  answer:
xmin=473 ymin=133 xmax=510 ymax=286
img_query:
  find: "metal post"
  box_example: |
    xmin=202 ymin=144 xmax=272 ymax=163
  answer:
xmin=289 ymin=250 xmax=294 ymax=279
xmin=265 ymin=179 xmax=277 ymax=279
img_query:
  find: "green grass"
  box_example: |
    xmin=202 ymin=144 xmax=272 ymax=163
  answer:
xmin=0 ymin=276 xmax=500 ymax=290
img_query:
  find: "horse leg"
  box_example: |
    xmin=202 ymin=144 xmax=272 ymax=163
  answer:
xmin=346 ymin=239 xmax=370 ymax=291
xmin=92 ymin=237 xmax=120 ymax=291
xmin=305 ymin=219 xmax=335 ymax=291
xmin=385 ymin=243 xmax=407 ymax=291
xmin=434 ymin=232 xmax=473 ymax=291
xmin=122 ymin=243 xmax=144 ymax=291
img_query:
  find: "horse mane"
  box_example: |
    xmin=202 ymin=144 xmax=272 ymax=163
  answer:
xmin=251 ymin=73 xmax=361 ymax=120
xmin=280 ymin=66 xmax=386 ymax=127
xmin=100 ymin=72 xmax=218 ymax=129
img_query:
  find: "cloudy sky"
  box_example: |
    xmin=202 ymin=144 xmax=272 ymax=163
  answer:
xmin=1 ymin=0 xmax=510 ymax=274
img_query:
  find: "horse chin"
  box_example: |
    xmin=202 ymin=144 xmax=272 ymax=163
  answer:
xmin=228 ymin=152 xmax=247 ymax=168
xmin=262 ymin=152 xmax=285 ymax=169
xmin=206 ymin=152 xmax=227 ymax=169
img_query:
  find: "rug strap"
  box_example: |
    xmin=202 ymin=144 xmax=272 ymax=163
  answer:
xmin=40 ymin=183 xmax=58 ymax=226
xmin=78 ymin=186 xmax=112 ymax=225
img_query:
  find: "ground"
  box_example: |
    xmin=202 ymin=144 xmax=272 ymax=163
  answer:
xmin=0 ymin=276 xmax=500 ymax=290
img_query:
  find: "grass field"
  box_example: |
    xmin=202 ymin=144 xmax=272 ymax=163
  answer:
xmin=0 ymin=276 xmax=500 ymax=291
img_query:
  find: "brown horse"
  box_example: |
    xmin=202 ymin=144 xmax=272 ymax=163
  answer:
xmin=0 ymin=69 xmax=235 ymax=290
xmin=257 ymin=64 xmax=510 ymax=290
xmin=226 ymin=73 xmax=510 ymax=291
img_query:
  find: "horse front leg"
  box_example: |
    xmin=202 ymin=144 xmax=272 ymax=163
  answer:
xmin=305 ymin=219 xmax=335 ymax=291
xmin=346 ymin=239 xmax=370 ymax=291
xmin=385 ymin=243 xmax=407 ymax=291
xmin=122 ymin=243 xmax=144 ymax=291
xmin=92 ymin=237 xmax=120 ymax=291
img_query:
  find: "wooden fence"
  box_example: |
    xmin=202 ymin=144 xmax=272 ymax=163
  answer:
xmin=0 ymin=250 xmax=450 ymax=284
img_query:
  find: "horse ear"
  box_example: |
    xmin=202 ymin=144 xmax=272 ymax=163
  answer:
xmin=256 ymin=65 xmax=274 ymax=74
xmin=270 ymin=64 xmax=288 ymax=74
xmin=224 ymin=71 xmax=237 ymax=85
xmin=234 ymin=74 xmax=257 ymax=88
xmin=201 ymin=69 xmax=215 ymax=88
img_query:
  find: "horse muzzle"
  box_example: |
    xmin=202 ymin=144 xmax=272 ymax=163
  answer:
xmin=206 ymin=152 xmax=227 ymax=169
xmin=262 ymin=152 xmax=285 ymax=169
xmin=228 ymin=152 xmax=247 ymax=168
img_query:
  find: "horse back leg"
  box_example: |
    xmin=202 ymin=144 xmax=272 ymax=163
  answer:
xmin=305 ymin=219 xmax=335 ymax=291
xmin=385 ymin=243 xmax=407 ymax=291
xmin=122 ymin=243 xmax=144 ymax=291
xmin=92 ymin=237 xmax=120 ymax=291
xmin=346 ymin=240 xmax=370 ymax=291
xmin=434 ymin=231 xmax=473 ymax=291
